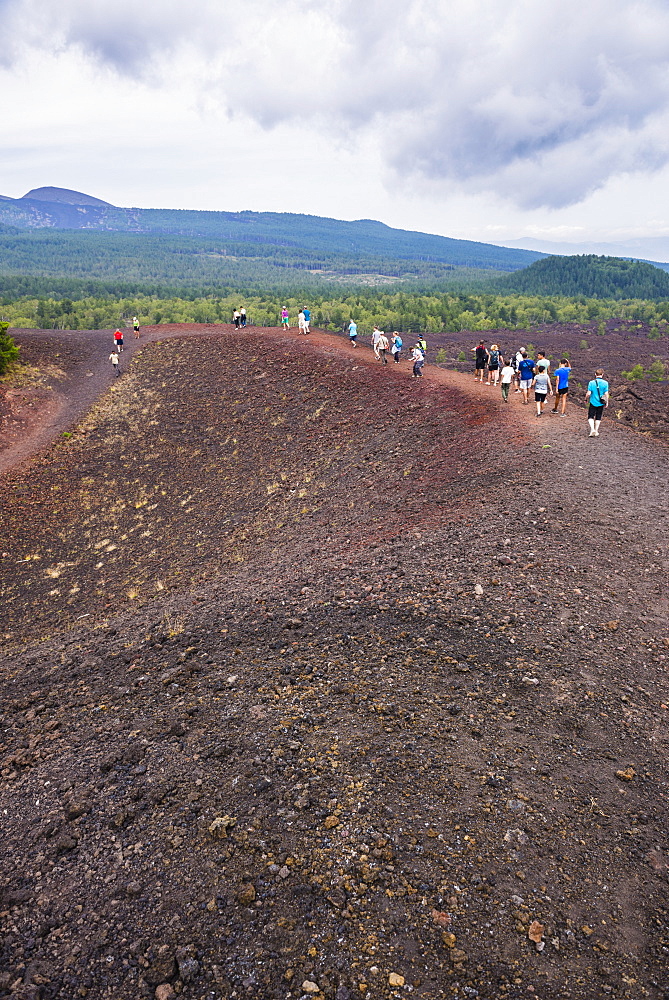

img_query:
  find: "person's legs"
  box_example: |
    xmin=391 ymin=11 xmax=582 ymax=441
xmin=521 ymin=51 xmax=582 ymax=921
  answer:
xmin=560 ymin=391 xmax=568 ymax=415
xmin=501 ymin=382 xmax=509 ymax=401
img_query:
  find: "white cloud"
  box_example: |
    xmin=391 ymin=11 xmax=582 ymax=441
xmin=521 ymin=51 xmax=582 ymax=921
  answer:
xmin=3 ymin=0 xmax=669 ymax=210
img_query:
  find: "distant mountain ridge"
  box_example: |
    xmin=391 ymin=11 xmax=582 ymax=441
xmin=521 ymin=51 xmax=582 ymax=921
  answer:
xmin=22 ymin=186 xmax=114 ymax=208
xmin=0 ymin=186 xmax=542 ymax=273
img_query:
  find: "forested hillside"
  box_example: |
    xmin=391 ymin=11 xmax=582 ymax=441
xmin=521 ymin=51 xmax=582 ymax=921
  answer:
xmin=500 ymin=254 xmax=669 ymax=299
xmin=0 ymin=190 xmax=541 ymax=271
xmin=0 ymin=226 xmax=490 ymax=290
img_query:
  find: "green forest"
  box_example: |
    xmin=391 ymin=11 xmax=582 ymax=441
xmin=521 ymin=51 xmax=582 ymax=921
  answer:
xmin=3 ymin=286 xmax=669 ymax=335
xmin=501 ymin=254 xmax=669 ymax=300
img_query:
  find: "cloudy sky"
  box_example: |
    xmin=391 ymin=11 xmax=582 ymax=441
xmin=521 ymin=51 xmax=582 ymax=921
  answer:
xmin=3 ymin=0 xmax=669 ymax=251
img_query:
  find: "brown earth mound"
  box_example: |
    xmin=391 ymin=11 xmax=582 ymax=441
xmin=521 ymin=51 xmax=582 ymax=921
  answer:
xmin=1 ymin=327 xmax=668 ymax=1000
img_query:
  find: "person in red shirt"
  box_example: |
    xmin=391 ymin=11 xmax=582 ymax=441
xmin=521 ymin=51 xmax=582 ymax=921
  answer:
xmin=114 ymin=329 xmax=124 ymax=352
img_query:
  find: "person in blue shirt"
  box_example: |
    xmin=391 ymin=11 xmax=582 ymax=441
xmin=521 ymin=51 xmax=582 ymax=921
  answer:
xmin=585 ymin=369 xmax=609 ymax=437
xmin=392 ymin=332 xmax=403 ymax=363
xmin=303 ymin=307 xmax=311 ymax=332
xmin=551 ymin=358 xmax=572 ymax=414
xmin=517 ymin=351 xmax=536 ymax=404
xmin=348 ymin=320 xmax=358 ymax=347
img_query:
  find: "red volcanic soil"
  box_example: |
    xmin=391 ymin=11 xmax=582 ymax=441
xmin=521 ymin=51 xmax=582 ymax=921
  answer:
xmin=1 ymin=326 xmax=668 ymax=1000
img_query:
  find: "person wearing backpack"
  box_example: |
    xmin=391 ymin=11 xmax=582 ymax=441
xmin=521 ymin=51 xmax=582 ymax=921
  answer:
xmin=517 ymin=351 xmax=536 ymax=405
xmin=391 ymin=332 xmax=403 ymax=363
xmin=487 ymin=343 xmax=501 ymax=385
xmin=377 ymin=331 xmax=390 ymax=364
xmin=585 ymin=369 xmax=609 ymax=437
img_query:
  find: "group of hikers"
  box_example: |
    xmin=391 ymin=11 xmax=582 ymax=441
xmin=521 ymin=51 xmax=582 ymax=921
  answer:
xmin=280 ymin=306 xmax=311 ymax=334
xmin=347 ymin=322 xmax=428 ymax=378
xmin=472 ymin=340 xmax=610 ymax=437
xmin=105 ymin=316 xmax=611 ymax=438
xmin=108 ymin=319 xmax=140 ymax=376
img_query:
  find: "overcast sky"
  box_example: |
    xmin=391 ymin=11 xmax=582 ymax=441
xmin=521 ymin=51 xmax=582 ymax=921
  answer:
xmin=3 ymin=0 xmax=669 ymax=250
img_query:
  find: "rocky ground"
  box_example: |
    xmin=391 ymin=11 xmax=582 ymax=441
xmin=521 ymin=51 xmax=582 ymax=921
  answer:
xmin=373 ymin=320 xmax=669 ymax=444
xmin=1 ymin=327 xmax=668 ymax=1000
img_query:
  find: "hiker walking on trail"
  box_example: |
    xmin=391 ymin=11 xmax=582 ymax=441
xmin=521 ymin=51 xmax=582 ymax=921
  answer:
xmin=391 ymin=332 xmax=403 ymax=363
xmin=517 ymin=351 xmax=536 ymax=405
xmin=410 ymin=343 xmax=425 ymax=378
xmin=533 ymin=366 xmax=552 ymax=416
xmin=302 ymin=306 xmax=310 ymax=333
xmin=348 ymin=319 xmax=358 ymax=347
xmin=109 ymin=350 xmax=121 ymax=377
xmin=114 ymin=328 xmax=124 ymax=352
xmin=551 ymin=358 xmax=572 ymax=414
xmin=417 ymin=335 xmax=427 ymax=354
xmin=500 ymin=360 xmax=515 ymax=402
xmin=586 ymin=369 xmax=609 ymax=437
xmin=372 ymin=326 xmax=383 ymax=359
xmin=233 ymin=309 xmax=241 ymax=329
xmin=472 ymin=341 xmax=488 ymax=382
xmin=133 ymin=316 xmax=140 ymax=339
xmin=281 ymin=307 xmax=289 ymax=330
xmin=298 ymin=310 xmax=307 ymax=334
xmin=536 ymin=351 xmax=550 ymax=375
xmin=514 ymin=347 xmax=526 ymax=392
xmin=487 ymin=343 xmax=501 ymax=385
xmin=240 ymin=307 xmax=247 ymax=328
xmin=378 ymin=331 xmax=390 ymax=364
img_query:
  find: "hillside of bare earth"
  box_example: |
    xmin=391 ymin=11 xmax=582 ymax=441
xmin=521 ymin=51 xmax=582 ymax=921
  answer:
xmin=0 ymin=326 xmax=668 ymax=1000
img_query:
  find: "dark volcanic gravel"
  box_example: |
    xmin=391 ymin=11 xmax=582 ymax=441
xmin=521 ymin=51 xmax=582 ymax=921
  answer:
xmin=1 ymin=327 xmax=668 ymax=1000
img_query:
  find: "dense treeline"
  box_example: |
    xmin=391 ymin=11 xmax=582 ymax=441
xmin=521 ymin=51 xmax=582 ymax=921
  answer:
xmin=501 ymin=254 xmax=669 ymax=300
xmin=3 ymin=288 xmax=669 ymax=334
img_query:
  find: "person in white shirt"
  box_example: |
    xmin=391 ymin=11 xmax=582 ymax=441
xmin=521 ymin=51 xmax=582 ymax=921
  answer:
xmin=371 ymin=326 xmax=383 ymax=359
xmin=409 ymin=345 xmax=424 ymax=378
xmin=377 ymin=332 xmax=390 ymax=364
xmin=500 ymin=362 xmax=515 ymax=402
xmin=514 ymin=347 xmax=526 ymax=392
